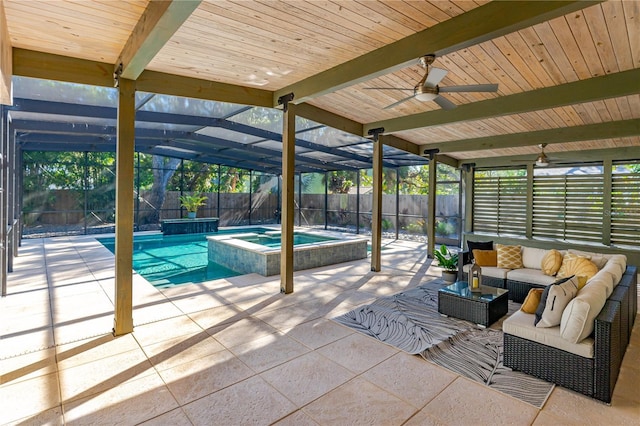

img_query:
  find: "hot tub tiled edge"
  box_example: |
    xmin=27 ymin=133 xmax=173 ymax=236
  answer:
xmin=207 ymin=231 xmax=368 ymax=276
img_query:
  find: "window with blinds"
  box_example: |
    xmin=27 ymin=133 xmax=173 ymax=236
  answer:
xmin=532 ymin=173 xmax=604 ymax=242
xmin=473 ymin=174 xmax=527 ymax=235
xmin=473 ymin=165 xmax=640 ymax=248
xmin=611 ymin=168 xmax=640 ymax=246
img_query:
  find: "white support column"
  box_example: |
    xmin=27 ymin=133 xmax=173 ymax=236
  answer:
xmin=113 ymin=78 xmax=135 ymax=335
xmin=280 ymin=94 xmax=295 ymax=294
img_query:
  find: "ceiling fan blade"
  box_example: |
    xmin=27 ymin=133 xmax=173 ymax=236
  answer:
xmin=433 ymin=95 xmax=457 ymax=110
xmin=383 ymin=95 xmax=416 ymax=110
xmin=362 ymin=87 xmax=414 ymax=91
xmin=439 ymin=83 xmax=499 ymax=93
xmin=425 ymin=67 xmax=448 ymax=87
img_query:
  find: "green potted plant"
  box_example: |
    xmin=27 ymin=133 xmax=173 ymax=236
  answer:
xmin=433 ymin=244 xmax=459 ymax=283
xmin=179 ymin=193 xmax=207 ymax=219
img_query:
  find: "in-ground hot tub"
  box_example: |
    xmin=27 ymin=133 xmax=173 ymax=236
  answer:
xmin=207 ymin=230 xmax=368 ymax=276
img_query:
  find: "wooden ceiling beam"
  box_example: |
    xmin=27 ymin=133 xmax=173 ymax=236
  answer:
xmin=422 ymin=119 xmax=640 ymax=154
xmin=116 ymin=0 xmax=201 ymax=80
xmin=382 ymin=134 xmax=421 ymax=156
xmin=365 ymin=68 xmax=640 ymax=135
xmin=12 ymin=49 xmax=114 ymax=87
xmin=136 ymin=70 xmax=273 ymax=107
xmin=0 ymin=0 xmax=13 ymax=105
xmin=274 ymin=1 xmax=600 ymax=106
xmin=295 ymin=102 xmax=424 ymax=160
xmin=295 ymin=103 xmax=362 ymax=136
xmin=12 ymin=49 xmax=274 ymax=107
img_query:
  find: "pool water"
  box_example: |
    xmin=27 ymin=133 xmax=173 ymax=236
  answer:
xmin=237 ymin=233 xmax=336 ymax=248
xmin=98 ymin=228 xmax=268 ymax=288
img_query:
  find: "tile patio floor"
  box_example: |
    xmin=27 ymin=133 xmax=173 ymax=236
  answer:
xmin=1 ymin=235 xmax=639 ymax=425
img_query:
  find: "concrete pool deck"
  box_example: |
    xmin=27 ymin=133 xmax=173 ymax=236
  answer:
xmin=1 ymin=234 xmax=640 ymax=424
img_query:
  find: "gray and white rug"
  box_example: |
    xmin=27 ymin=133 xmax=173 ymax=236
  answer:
xmin=333 ymin=279 xmax=554 ymax=408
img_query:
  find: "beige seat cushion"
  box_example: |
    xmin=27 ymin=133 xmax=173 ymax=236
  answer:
xmin=507 ymin=268 xmax=557 ymax=286
xmin=463 ymin=264 xmax=509 ymax=279
xmin=503 ymin=310 xmax=594 ymax=358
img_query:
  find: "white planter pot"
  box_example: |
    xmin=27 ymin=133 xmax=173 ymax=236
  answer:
xmin=442 ymin=270 xmax=458 ymax=283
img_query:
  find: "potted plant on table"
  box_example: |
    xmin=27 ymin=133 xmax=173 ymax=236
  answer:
xmin=179 ymin=194 xmax=207 ymax=219
xmin=433 ymin=244 xmax=459 ymax=283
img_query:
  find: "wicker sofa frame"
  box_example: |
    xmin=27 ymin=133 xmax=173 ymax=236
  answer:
xmin=503 ymin=266 xmax=637 ymax=403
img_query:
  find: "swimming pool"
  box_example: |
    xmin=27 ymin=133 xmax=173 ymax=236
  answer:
xmin=98 ymin=227 xmax=270 ymax=288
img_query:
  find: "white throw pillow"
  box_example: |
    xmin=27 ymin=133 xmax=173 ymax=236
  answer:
xmin=535 ymin=275 xmax=580 ymax=328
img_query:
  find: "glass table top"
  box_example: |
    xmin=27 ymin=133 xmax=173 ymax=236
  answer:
xmin=439 ymin=281 xmax=508 ymax=302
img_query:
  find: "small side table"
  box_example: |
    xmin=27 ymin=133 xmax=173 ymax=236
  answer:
xmin=438 ymin=281 xmax=509 ymax=327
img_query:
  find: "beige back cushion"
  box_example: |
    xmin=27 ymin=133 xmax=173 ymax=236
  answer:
xmin=560 ymin=281 xmax=608 ymax=343
xmin=522 ymin=246 xmax=548 ymax=269
xmin=567 ymin=249 xmax=610 ymax=269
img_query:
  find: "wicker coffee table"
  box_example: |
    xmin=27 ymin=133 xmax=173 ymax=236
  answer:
xmin=438 ymin=281 xmax=509 ymax=327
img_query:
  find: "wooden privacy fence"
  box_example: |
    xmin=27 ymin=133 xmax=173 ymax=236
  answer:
xmin=23 ymin=190 xmax=460 ymax=239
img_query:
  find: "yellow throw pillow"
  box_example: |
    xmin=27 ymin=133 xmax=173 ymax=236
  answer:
xmin=557 ymin=253 xmax=598 ymax=281
xmin=577 ymin=275 xmax=588 ymax=289
xmin=496 ymin=244 xmax=523 ymax=269
xmin=521 ymin=288 xmax=544 ymax=314
xmin=541 ymin=249 xmax=563 ymax=276
xmin=472 ymin=249 xmax=497 ymax=267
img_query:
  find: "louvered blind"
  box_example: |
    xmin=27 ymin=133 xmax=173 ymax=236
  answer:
xmin=532 ymin=174 xmax=604 ymax=242
xmin=473 ymin=175 xmax=526 ymax=235
xmin=611 ymin=173 xmax=640 ymax=246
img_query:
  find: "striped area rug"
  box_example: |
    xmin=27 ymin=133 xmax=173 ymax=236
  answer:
xmin=333 ymin=279 xmax=554 ymax=408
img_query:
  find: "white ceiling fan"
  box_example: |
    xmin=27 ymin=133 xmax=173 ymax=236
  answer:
xmin=364 ymin=55 xmax=499 ymax=110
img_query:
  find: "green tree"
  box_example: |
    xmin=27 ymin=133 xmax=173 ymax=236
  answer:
xmin=22 ymin=151 xmax=118 ymax=225
xmin=324 ymin=170 xmax=355 ymax=194
xmin=138 ymin=155 xmax=180 ymax=225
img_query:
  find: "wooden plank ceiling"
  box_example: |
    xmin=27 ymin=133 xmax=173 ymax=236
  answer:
xmin=2 ymin=0 xmax=639 ymax=168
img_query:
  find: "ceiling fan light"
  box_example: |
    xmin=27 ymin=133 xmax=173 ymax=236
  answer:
xmin=536 ymin=159 xmax=549 ymax=167
xmin=415 ymin=92 xmax=438 ymax=101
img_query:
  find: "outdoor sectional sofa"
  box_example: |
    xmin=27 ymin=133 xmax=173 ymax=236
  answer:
xmin=459 ymin=243 xmax=637 ymax=403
